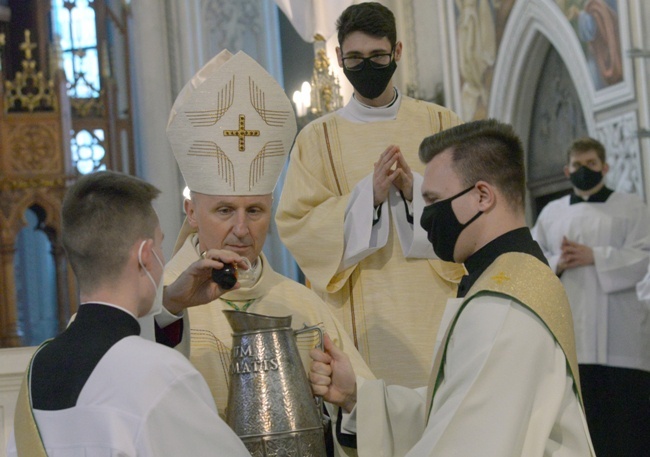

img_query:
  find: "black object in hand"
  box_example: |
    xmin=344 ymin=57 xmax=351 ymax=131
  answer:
xmin=212 ymin=263 xmax=237 ymax=290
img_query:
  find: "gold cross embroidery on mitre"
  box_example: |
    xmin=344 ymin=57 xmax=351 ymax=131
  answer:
xmin=223 ymin=114 xmax=260 ymax=151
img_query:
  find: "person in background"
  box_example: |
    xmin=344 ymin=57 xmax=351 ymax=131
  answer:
xmin=532 ymin=136 xmax=650 ymax=456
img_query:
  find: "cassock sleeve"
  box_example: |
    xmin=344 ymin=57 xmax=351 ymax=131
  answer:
xmin=355 ymin=296 xmax=583 ymax=457
xmin=341 ymin=174 xmax=390 ymax=271
xmin=137 ymin=370 xmax=250 ymax=456
xmin=390 ymin=172 xmax=436 ymax=259
xmin=592 ymin=197 xmax=650 ymax=293
xmin=531 ymin=208 xmax=562 ymax=274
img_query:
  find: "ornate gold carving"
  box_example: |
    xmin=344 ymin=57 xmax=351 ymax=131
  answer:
xmin=4 ymin=30 xmax=57 ymax=113
xmin=186 ymin=75 xmax=235 ymax=127
xmin=0 ymin=177 xmax=66 ymax=192
xmin=249 ymin=77 xmax=290 ymax=127
xmin=223 ymin=114 xmax=260 ymax=151
xmin=8 ymin=125 xmax=61 ymax=172
xmin=249 ymin=140 xmax=285 ymax=190
xmin=310 ymin=35 xmax=342 ymax=116
xmin=188 ymin=140 xmax=235 ymax=191
xmin=0 ymin=188 xmax=25 ymax=221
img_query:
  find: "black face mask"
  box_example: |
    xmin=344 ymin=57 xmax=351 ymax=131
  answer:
xmin=420 ymin=185 xmax=483 ymax=262
xmin=569 ymin=166 xmax=603 ymax=191
xmin=343 ymin=59 xmax=397 ymax=100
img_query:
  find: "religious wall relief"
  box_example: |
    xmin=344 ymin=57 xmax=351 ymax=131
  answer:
xmin=596 ymin=112 xmax=644 ymax=198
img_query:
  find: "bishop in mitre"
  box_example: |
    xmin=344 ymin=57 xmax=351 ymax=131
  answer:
xmin=143 ymin=50 xmax=373 ymax=456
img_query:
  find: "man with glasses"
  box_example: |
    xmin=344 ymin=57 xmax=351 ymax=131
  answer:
xmin=277 ymin=2 xmax=464 ymax=390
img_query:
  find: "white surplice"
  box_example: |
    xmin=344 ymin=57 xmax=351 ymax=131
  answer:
xmin=349 ymin=296 xmax=593 ymax=457
xmin=7 ymin=336 xmax=249 ymax=457
xmin=532 ymin=192 xmax=650 ymax=372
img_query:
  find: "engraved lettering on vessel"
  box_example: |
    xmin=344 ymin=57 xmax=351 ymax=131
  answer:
xmin=230 ymin=344 xmax=280 ymax=375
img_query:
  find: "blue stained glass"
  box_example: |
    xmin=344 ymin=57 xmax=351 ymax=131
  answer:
xmin=51 ymin=0 xmax=100 ymax=98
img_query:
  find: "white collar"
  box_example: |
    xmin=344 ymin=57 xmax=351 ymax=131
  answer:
xmin=337 ymin=88 xmax=401 ymax=123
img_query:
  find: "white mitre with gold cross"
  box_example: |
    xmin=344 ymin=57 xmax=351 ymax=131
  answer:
xmin=167 ymin=50 xmax=296 ymax=196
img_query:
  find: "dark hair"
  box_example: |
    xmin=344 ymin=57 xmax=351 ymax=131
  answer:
xmin=336 ymin=2 xmax=397 ymax=49
xmin=567 ymin=137 xmax=606 ymax=163
xmin=62 ymin=171 xmax=161 ymax=291
xmin=419 ymin=119 xmax=526 ymax=211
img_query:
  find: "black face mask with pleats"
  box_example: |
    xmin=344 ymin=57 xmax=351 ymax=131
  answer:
xmin=344 ymin=59 xmax=397 ymax=100
xmin=420 ymin=185 xmax=483 ymax=262
xmin=569 ymin=166 xmax=603 ymax=191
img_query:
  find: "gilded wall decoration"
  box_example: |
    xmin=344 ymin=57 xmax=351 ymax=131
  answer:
xmin=8 ymin=125 xmax=61 ymax=173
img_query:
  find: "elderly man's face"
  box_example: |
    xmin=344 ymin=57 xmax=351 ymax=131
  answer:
xmin=186 ymin=193 xmax=272 ymax=263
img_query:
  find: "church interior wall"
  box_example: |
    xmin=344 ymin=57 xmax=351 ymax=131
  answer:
xmin=439 ymin=0 xmax=650 ymax=209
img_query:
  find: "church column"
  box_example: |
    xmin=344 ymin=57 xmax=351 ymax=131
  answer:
xmin=129 ymin=0 xmax=183 ymax=259
xmin=0 ymin=237 xmax=20 ymax=347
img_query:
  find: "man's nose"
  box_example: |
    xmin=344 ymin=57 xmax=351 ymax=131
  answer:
xmin=232 ymin=212 xmax=249 ymax=237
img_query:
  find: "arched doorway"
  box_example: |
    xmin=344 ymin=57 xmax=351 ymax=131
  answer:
xmin=488 ymin=0 xmax=597 ymax=222
xmin=527 ymin=46 xmax=589 ymax=218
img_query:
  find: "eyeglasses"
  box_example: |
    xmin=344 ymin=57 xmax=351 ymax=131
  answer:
xmin=341 ymin=51 xmax=394 ymax=71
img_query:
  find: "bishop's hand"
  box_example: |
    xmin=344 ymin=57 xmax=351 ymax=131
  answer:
xmin=163 ymin=249 xmax=248 ymax=315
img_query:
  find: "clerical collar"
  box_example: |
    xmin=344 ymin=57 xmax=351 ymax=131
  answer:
xmin=457 ymin=228 xmax=548 ymax=298
xmin=337 ymin=88 xmax=401 ymax=123
xmin=569 ymin=186 xmax=613 ymax=205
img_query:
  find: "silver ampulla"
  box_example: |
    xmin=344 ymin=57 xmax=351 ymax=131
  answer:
xmin=224 ymin=310 xmax=327 ymax=456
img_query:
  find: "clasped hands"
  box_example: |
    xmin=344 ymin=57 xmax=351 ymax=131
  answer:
xmin=556 ymin=236 xmax=595 ymax=275
xmin=373 ymin=145 xmax=413 ymax=207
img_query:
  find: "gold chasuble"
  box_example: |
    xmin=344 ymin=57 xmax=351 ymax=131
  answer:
xmin=277 ymin=97 xmax=465 ymax=388
xmin=427 ymin=252 xmax=583 ymax=416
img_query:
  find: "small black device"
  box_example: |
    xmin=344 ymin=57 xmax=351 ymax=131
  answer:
xmin=212 ymin=263 xmax=237 ymax=290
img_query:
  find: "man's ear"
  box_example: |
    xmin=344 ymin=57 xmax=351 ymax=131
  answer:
xmin=475 ymin=181 xmax=496 ymax=211
xmin=602 ymin=162 xmax=610 ymax=176
xmin=394 ymin=41 xmax=403 ymax=62
xmin=336 ymin=46 xmax=344 ymax=68
xmin=135 ymin=238 xmax=154 ymax=270
xmin=184 ymin=198 xmax=198 ymax=229
xmin=564 ymin=165 xmax=571 ymax=179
